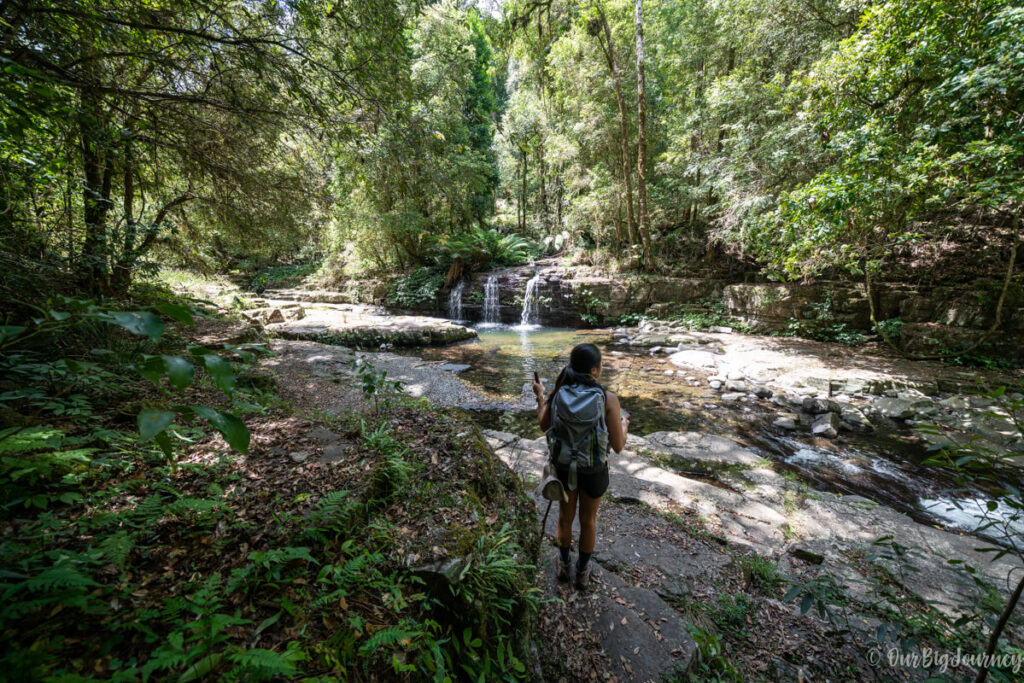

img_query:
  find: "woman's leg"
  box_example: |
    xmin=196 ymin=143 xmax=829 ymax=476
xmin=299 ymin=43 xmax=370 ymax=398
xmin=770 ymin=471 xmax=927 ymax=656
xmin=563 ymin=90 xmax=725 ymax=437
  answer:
xmin=577 ymin=492 xmax=601 ymax=554
xmin=557 ymin=489 xmax=579 ymax=551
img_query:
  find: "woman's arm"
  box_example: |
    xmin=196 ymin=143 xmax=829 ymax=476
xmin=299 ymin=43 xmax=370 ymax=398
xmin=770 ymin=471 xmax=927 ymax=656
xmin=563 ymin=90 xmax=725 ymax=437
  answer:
xmin=605 ymin=391 xmax=629 ymax=453
xmin=533 ymin=381 xmax=551 ymax=430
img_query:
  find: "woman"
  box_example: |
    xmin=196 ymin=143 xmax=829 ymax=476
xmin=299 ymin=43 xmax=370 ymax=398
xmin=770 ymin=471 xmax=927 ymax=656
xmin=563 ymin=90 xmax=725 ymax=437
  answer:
xmin=532 ymin=343 xmax=629 ymax=589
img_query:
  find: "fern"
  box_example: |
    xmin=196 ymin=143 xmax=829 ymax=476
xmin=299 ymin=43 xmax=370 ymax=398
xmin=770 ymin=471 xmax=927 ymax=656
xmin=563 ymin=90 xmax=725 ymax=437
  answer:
xmin=0 ymin=426 xmax=63 ymax=455
xmin=20 ymin=565 xmax=99 ymax=593
xmin=228 ymin=644 xmax=304 ymax=681
xmin=357 ymin=623 xmax=420 ymax=657
xmin=97 ymin=530 xmax=135 ymax=569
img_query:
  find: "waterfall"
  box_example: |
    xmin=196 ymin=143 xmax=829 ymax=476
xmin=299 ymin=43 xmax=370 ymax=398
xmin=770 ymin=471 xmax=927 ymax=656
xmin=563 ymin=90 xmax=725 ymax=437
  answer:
xmin=519 ymin=272 xmax=542 ymax=327
xmin=482 ymin=274 xmax=500 ymax=325
xmin=447 ymin=279 xmax=465 ymax=321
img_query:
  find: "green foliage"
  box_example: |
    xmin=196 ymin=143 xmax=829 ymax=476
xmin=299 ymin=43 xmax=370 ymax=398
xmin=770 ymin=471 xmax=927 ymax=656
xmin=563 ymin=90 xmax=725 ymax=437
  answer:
xmin=353 ymin=357 xmax=405 ymax=414
xmin=783 ymin=292 xmax=866 ymax=345
xmin=673 ymin=623 xmax=741 ymax=682
xmin=444 ymin=226 xmax=534 ymax=269
xmin=388 ymin=267 xmax=447 ymax=307
xmin=0 ymin=296 xmax=260 ymax=459
xmin=765 ymin=0 xmax=1024 ymax=279
xmin=736 ymin=554 xmax=783 ymax=593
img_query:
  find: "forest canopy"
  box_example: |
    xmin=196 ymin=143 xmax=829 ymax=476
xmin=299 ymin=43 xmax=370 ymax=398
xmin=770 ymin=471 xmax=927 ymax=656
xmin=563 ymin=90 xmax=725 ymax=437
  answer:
xmin=2 ymin=0 xmax=1021 ymax=291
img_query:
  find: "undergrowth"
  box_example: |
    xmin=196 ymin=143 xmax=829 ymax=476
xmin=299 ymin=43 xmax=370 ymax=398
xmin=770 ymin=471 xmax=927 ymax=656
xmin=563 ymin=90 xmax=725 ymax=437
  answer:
xmin=1 ymin=281 xmax=541 ymax=681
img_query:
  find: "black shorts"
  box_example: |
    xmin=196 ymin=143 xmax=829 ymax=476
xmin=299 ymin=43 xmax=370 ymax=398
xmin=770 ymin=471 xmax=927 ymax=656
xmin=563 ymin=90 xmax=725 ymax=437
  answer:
xmin=555 ymin=465 xmax=609 ymax=499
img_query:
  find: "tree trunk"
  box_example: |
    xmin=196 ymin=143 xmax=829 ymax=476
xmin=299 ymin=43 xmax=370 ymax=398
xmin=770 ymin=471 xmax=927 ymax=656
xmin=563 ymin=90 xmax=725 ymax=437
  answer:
xmin=974 ymin=573 xmax=1024 ymax=683
xmin=520 ymin=145 xmax=529 ymax=233
xmin=538 ymin=143 xmax=548 ymax=227
xmin=634 ymin=0 xmax=654 ymax=271
xmin=594 ymin=2 xmax=637 ymax=250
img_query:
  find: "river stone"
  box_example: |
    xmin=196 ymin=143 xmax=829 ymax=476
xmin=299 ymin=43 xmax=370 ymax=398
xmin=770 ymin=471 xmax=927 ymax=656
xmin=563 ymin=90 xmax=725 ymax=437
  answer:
xmin=875 ymin=397 xmax=930 ymax=420
xmin=811 ymin=412 xmax=840 ymax=439
xmin=725 ymin=379 xmax=747 ymax=392
xmin=709 ymin=380 xmax=722 ymax=390
xmin=753 ymin=386 xmax=773 ymax=399
xmin=721 ymin=392 xmax=745 ymax=403
xmin=802 ymin=396 xmax=839 ymax=415
xmin=839 ymin=405 xmax=873 ymax=431
xmin=773 ymin=414 xmax=798 ymax=430
xmin=939 ymin=396 xmax=970 ymax=410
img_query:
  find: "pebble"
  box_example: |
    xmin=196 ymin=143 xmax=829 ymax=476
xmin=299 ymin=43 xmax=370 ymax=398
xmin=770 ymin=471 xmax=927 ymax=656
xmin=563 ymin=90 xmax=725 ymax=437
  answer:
xmin=664 ymin=370 xmax=675 ymax=376
xmin=709 ymin=380 xmax=722 ymax=390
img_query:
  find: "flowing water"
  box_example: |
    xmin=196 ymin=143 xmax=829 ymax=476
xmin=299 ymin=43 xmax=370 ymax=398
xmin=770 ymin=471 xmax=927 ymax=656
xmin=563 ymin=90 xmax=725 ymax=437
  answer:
xmin=406 ymin=326 xmax=1022 ymax=545
xmin=447 ymin=280 xmax=465 ymax=322
xmin=482 ymin=274 xmax=501 ymax=326
xmin=519 ymin=273 xmax=541 ymax=328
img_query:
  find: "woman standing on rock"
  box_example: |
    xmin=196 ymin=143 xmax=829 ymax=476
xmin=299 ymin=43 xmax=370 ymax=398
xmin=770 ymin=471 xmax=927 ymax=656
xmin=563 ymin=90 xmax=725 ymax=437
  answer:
xmin=533 ymin=343 xmax=629 ymax=589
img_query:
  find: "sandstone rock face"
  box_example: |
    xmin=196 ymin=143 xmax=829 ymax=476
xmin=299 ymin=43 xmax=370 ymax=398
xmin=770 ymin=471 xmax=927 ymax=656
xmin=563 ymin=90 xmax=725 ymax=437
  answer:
xmin=280 ymin=268 xmax=1024 ymax=361
xmin=267 ymin=306 xmax=477 ymax=348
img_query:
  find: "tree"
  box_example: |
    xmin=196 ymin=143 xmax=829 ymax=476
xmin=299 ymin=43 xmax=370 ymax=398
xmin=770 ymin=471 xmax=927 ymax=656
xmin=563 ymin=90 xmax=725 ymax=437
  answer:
xmin=0 ymin=0 xmax=407 ymax=292
xmin=589 ymin=1 xmax=637 ymax=251
xmin=633 ymin=0 xmax=653 ymax=270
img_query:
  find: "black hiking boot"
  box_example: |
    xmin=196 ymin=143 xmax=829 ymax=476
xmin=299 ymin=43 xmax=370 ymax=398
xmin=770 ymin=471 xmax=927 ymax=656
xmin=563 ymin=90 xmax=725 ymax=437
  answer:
xmin=557 ymin=559 xmax=571 ymax=583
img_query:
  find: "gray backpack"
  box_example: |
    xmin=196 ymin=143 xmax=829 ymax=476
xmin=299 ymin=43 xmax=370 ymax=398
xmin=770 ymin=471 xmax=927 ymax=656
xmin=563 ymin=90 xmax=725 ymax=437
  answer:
xmin=546 ymin=384 xmax=610 ymax=491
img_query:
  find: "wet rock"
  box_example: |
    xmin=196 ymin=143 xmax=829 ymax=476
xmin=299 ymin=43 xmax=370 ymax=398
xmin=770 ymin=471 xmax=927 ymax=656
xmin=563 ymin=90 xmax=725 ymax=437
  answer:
xmin=753 ymin=386 xmax=773 ymax=399
xmin=773 ymin=414 xmax=798 ymax=430
xmin=939 ymin=396 xmax=970 ymax=410
xmin=874 ymin=397 xmax=930 ymax=420
xmin=811 ymin=412 xmax=840 ymax=439
xmin=440 ymin=363 xmax=471 ymax=373
xmin=725 ymin=379 xmax=747 ymax=392
xmin=721 ymin=392 xmax=745 ymax=403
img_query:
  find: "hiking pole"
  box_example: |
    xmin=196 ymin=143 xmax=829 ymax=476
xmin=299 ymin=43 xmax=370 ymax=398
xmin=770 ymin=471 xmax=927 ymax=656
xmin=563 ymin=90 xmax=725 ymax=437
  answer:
xmin=540 ymin=499 xmax=553 ymax=539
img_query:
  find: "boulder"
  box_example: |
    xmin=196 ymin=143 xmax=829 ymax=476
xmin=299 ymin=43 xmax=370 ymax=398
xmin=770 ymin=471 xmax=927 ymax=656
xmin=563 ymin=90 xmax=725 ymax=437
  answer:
xmin=839 ymin=405 xmax=873 ymax=431
xmin=811 ymin=412 xmax=840 ymax=439
xmin=802 ymin=396 xmax=839 ymax=415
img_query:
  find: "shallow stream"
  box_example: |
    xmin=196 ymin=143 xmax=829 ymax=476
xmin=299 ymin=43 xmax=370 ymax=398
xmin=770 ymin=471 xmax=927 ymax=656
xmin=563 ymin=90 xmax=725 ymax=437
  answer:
xmin=404 ymin=325 xmax=1024 ymax=546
